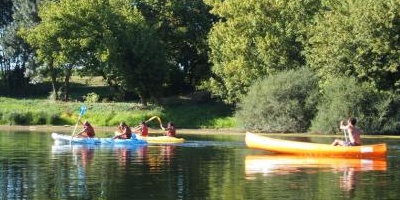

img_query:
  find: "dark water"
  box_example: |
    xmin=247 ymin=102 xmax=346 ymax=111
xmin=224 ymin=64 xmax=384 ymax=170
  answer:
xmin=1 ymin=131 xmax=400 ymax=200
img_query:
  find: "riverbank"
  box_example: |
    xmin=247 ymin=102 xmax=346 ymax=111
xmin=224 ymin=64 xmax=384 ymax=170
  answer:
xmin=0 ymin=125 xmax=244 ymax=135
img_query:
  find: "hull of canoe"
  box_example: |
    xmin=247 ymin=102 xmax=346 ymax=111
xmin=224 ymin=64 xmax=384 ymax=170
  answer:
xmin=245 ymin=132 xmax=387 ymax=158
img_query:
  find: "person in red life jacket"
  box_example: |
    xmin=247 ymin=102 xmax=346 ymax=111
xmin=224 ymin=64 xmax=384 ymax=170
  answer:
xmin=114 ymin=121 xmax=132 ymax=139
xmin=76 ymin=120 xmax=95 ymax=138
xmin=162 ymin=122 xmax=176 ymax=137
xmin=133 ymin=121 xmax=148 ymax=137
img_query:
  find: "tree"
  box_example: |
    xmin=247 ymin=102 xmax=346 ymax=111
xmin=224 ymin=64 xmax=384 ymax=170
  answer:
xmin=306 ymin=0 xmax=400 ymax=92
xmin=135 ymin=0 xmax=216 ymax=95
xmin=0 ymin=0 xmax=39 ymax=95
xmin=205 ymin=0 xmax=322 ymax=103
xmin=21 ymin=0 xmax=167 ymax=104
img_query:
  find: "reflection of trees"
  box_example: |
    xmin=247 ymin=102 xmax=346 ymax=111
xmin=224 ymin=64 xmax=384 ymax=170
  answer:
xmin=340 ymin=167 xmax=358 ymax=198
xmin=50 ymin=145 xmax=96 ymax=199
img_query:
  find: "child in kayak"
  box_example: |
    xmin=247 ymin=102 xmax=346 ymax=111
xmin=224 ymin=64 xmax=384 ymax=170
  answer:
xmin=331 ymin=117 xmax=361 ymax=146
xmin=114 ymin=121 xmax=132 ymax=139
xmin=133 ymin=121 xmax=149 ymax=137
xmin=162 ymin=122 xmax=176 ymax=137
xmin=76 ymin=120 xmax=95 ymax=138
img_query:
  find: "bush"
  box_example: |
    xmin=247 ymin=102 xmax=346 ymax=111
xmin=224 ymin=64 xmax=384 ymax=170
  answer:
xmin=235 ymin=68 xmax=319 ymax=132
xmin=1 ymin=111 xmax=32 ymax=125
xmin=32 ymin=111 xmax=47 ymax=125
xmin=310 ymin=77 xmax=400 ymax=134
xmin=84 ymin=92 xmax=100 ymax=103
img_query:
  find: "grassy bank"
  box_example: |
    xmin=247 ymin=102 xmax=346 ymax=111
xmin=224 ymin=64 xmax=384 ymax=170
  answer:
xmin=0 ymin=97 xmax=237 ymax=129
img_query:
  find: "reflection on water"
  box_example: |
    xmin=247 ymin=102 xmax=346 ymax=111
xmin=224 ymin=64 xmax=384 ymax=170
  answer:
xmin=245 ymin=154 xmax=387 ymax=198
xmin=1 ymin=132 xmax=400 ymax=200
xmin=49 ymin=143 xmax=181 ymax=198
xmin=340 ymin=167 xmax=358 ymax=198
xmin=245 ymin=155 xmax=387 ymax=176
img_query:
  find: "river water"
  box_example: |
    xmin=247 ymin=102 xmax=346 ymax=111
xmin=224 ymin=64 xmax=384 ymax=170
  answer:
xmin=0 ymin=130 xmax=400 ymax=200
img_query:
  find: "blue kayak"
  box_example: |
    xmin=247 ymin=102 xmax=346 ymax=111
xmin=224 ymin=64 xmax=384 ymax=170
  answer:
xmin=51 ymin=132 xmax=147 ymax=145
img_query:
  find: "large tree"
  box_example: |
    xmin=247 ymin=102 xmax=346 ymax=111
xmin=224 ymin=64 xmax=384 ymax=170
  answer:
xmin=306 ymin=0 xmax=400 ymax=92
xmin=0 ymin=0 xmax=39 ymax=95
xmin=21 ymin=0 xmax=167 ymax=104
xmin=205 ymin=0 xmax=322 ymax=103
xmin=135 ymin=0 xmax=216 ymax=95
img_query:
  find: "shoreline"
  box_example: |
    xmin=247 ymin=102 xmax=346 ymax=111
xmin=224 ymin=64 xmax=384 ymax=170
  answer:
xmin=0 ymin=125 xmax=245 ymax=135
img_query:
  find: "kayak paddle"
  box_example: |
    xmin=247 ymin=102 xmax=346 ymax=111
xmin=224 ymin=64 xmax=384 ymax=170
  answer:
xmin=71 ymin=105 xmax=87 ymax=138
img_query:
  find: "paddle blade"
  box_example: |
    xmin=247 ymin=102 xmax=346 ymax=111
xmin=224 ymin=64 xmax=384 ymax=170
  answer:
xmin=79 ymin=105 xmax=87 ymax=116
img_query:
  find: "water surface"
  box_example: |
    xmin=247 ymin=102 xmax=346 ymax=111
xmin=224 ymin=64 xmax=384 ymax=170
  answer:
xmin=1 ymin=131 xmax=400 ymax=200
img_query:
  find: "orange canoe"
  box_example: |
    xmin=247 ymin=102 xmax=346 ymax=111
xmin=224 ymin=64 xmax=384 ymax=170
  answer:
xmin=245 ymin=132 xmax=387 ymax=158
xmin=245 ymin=155 xmax=387 ymax=176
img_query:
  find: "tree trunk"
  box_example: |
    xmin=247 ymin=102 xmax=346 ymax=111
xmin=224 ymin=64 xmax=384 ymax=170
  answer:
xmin=138 ymin=93 xmax=148 ymax=107
xmin=49 ymin=59 xmax=58 ymax=100
xmin=63 ymin=64 xmax=72 ymax=101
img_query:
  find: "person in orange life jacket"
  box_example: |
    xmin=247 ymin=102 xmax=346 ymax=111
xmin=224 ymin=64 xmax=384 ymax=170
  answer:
xmin=76 ymin=120 xmax=95 ymax=138
xmin=161 ymin=122 xmax=176 ymax=137
xmin=133 ymin=121 xmax=149 ymax=137
xmin=114 ymin=121 xmax=132 ymax=139
xmin=331 ymin=117 xmax=361 ymax=146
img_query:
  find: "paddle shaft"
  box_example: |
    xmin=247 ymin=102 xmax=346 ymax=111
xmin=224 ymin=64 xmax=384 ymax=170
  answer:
xmin=133 ymin=116 xmax=162 ymax=129
xmin=71 ymin=105 xmax=87 ymax=137
xmin=71 ymin=115 xmax=82 ymax=136
xmin=343 ymin=129 xmax=348 ymax=142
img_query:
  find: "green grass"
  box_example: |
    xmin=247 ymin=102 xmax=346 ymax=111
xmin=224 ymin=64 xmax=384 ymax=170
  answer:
xmin=0 ymin=97 xmax=236 ymax=129
xmin=0 ymin=76 xmax=236 ymax=129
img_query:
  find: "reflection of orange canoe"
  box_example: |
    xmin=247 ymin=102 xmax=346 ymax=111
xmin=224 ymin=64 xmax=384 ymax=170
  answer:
xmin=245 ymin=155 xmax=387 ymax=176
xmin=245 ymin=132 xmax=387 ymax=158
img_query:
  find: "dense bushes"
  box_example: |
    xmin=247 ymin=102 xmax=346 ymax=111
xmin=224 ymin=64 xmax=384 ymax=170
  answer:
xmin=0 ymin=110 xmax=64 ymax=125
xmin=311 ymin=78 xmax=400 ymax=134
xmin=235 ymin=68 xmax=319 ymax=132
xmin=236 ymin=69 xmax=400 ymax=134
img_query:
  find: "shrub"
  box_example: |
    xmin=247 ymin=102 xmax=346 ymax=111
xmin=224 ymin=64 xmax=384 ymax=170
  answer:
xmin=1 ymin=111 xmax=32 ymax=125
xmin=84 ymin=92 xmax=100 ymax=103
xmin=32 ymin=111 xmax=47 ymax=125
xmin=310 ymin=77 xmax=400 ymax=134
xmin=235 ymin=68 xmax=319 ymax=132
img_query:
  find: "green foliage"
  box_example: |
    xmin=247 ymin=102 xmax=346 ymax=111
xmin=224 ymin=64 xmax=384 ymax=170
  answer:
xmin=20 ymin=0 xmax=168 ymax=104
xmin=84 ymin=92 xmax=100 ymax=103
xmin=236 ymin=68 xmax=319 ymax=132
xmin=306 ymin=0 xmax=400 ymax=91
xmin=0 ymin=97 xmax=233 ymax=129
xmin=161 ymin=101 xmax=234 ymax=128
xmin=136 ymin=0 xmax=216 ymax=94
xmin=310 ymin=77 xmax=400 ymax=134
xmin=205 ymin=0 xmax=322 ymax=103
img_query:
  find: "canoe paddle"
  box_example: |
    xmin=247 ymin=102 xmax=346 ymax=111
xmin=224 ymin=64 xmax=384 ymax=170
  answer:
xmin=343 ymin=129 xmax=348 ymax=143
xmin=71 ymin=105 xmax=87 ymax=138
xmin=132 ymin=116 xmax=162 ymax=133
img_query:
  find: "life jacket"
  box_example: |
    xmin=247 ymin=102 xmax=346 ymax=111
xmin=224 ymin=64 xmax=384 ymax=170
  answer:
xmin=166 ymin=127 xmax=176 ymax=137
xmin=85 ymin=125 xmax=95 ymax=138
xmin=140 ymin=126 xmax=149 ymax=136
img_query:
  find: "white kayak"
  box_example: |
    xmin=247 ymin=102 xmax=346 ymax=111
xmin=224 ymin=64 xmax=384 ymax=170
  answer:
xmin=51 ymin=132 xmax=147 ymax=145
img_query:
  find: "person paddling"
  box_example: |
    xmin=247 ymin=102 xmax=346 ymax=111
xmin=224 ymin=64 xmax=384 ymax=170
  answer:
xmin=75 ymin=120 xmax=95 ymax=138
xmin=133 ymin=121 xmax=149 ymax=137
xmin=331 ymin=117 xmax=361 ymax=146
xmin=161 ymin=122 xmax=176 ymax=137
xmin=114 ymin=121 xmax=132 ymax=139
